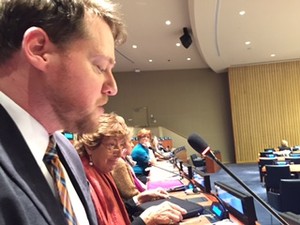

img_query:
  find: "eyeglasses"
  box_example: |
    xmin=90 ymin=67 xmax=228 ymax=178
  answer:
xmin=101 ymin=141 xmax=126 ymax=151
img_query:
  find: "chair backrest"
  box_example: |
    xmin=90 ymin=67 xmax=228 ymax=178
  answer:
xmin=285 ymin=157 xmax=300 ymax=164
xmin=259 ymin=158 xmax=278 ymax=167
xmin=280 ymin=179 xmax=300 ymax=214
xmin=265 ymin=165 xmax=291 ymax=192
xmin=279 ymin=146 xmax=291 ymax=151
xmin=190 ymin=153 xmax=198 ymax=160
xmin=264 ymin=148 xmax=275 ymax=152
xmin=190 ymin=154 xmax=205 ymax=167
xmin=260 ymin=151 xmax=276 ymax=157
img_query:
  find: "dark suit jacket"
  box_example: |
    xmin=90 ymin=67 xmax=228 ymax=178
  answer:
xmin=0 ymin=105 xmax=97 ymax=225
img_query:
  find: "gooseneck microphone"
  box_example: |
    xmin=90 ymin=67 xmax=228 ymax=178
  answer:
xmin=188 ymin=133 xmax=288 ymax=225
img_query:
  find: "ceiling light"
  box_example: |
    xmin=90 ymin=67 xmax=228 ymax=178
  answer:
xmin=176 ymin=43 xmax=181 ymax=47
xmin=245 ymin=41 xmax=251 ymax=45
xmin=179 ymin=27 xmax=192 ymax=49
xmin=165 ymin=20 xmax=171 ymax=25
xmin=239 ymin=10 xmax=246 ymax=16
xmin=187 ymin=57 xmax=191 ymax=61
xmin=132 ymin=45 xmax=137 ymax=49
xmin=148 ymin=59 xmax=153 ymax=62
xmin=270 ymin=54 xmax=276 ymax=57
xmin=134 ymin=68 xmax=141 ymax=73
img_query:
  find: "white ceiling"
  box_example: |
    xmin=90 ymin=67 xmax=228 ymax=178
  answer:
xmin=113 ymin=0 xmax=300 ymax=74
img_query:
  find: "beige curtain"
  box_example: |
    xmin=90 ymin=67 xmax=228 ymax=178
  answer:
xmin=229 ymin=61 xmax=300 ymax=163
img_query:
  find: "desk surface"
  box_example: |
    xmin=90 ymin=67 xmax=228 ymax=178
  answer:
xmin=148 ymin=161 xmax=258 ymax=225
xmin=261 ymin=164 xmax=300 ymax=173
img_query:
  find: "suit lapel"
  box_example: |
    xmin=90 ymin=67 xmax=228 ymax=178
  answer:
xmin=0 ymin=105 xmax=67 ymax=225
xmin=54 ymin=132 xmax=97 ymax=225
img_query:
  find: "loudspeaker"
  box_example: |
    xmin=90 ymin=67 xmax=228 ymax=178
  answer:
xmin=180 ymin=27 xmax=192 ymax=49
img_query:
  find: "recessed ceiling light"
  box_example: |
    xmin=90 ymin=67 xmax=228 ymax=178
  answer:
xmin=270 ymin=54 xmax=276 ymax=57
xmin=187 ymin=57 xmax=191 ymax=61
xmin=148 ymin=59 xmax=153 ymax=62
xmin=132 ymin=45 xmax=137 ymax=49
xmin=134 ymin=68 xmax=141 ymax=73
xmin=176 ymin=42 xmax=181 ymax=47
xmin=165 ymin=20 xmax=171 ymax=25
xmin=239 ymin=10 xmax=246 ymax=16
xmin=245 ymin=41 xmax=251 ymax=45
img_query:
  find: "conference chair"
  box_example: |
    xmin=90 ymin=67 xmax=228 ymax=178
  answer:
xmin=265 ymin=165 xmax=292 ymax=193
xmin=285 ymin=156 xmax=300 ymax=165
xmin=264 ymin=148 xmax=275 ymax=152
xmin=190 ymin=153 xmax=205 ymax=170
xmin=259 ymin=151 xmax=275 ymax=158
xmin=258 ymin=158 xmax=278 ymax=182
xmin=290 ymin=153 xmax=300 ymax=157
xmin=267 ymin=179 xmax=300 ymax=214
xmin=278 ymin=147 xmax=291 ymax=151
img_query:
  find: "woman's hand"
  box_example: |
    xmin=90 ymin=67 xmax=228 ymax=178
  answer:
xmin=137 ymin=188 xmax=169 ymax=204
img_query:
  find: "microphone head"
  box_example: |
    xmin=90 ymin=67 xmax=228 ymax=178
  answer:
xmin=187 ymin=133 xmax=209 ymax=154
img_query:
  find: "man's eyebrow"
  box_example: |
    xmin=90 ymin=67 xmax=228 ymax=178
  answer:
xmin=94 ymin=54 xmax=115 ymax=63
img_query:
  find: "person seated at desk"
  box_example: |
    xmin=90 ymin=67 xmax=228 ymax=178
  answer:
xmin=131 ymin=128 xmax=157 ymax=184
xmin=278 ymin=139 xmax=291 ymax=151
xmin=112 ymin=137 xmax=147 ymax=200
xmin=151 ymin=136 xmax=173 ymax=160
xmin=74 ymin=113 xmax=186 ymax=225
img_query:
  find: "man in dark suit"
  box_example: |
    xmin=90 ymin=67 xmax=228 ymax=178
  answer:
xmin=0 ymin=0 xmax=127 ymax=224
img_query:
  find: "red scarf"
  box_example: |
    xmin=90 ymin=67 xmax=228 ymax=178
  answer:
xmin=82 ymin=157 xmax=131 ymax=225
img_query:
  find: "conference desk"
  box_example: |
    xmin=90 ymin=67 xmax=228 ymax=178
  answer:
xmin=261 ymin=164 xmax=300 ymax=173
xmin=148 ymin=161 xmax=259 ymax=225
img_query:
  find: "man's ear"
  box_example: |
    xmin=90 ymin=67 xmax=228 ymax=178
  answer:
xmin=22 ymin=27 xmax=54 ymax=71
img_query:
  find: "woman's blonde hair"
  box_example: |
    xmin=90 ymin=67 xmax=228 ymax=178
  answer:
xmin=74 ymin=112 xmax=132 ymax=156
xmin=137 ymin=128 xmax=152 ymax=141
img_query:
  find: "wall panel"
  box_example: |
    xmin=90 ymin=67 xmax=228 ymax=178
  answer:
xmin=229 ymin=61 xmax=300 ymax=162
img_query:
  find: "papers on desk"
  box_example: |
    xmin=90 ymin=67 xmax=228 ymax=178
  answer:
xmin=147 ymin=178 xmax=185 ymax=192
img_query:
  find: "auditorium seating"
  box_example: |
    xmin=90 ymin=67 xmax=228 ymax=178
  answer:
xmin=258 ymin=158 xmax=278 ymax=182
xmin=190 ymin=153 xmax=205 ymax=170
xmin=265 ymin=165 xmax=292 ymax=193
xmin=285 ymin=156 xmax=300 ymax=165
xmin=267 ymin=179 xmax=300 ymax=214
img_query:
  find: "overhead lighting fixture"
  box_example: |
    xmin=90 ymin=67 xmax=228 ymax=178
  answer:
xmin=148 ymin=59 xmax=153 ymax=62
xmin=132 ymin=45 xmax=137 ymax=49
xmin=176 ymin=42 xmax=181 ymax=47
xmin=179 ymin=27 xmax=192 ymax=49
xmin=245 ymin=41 xmax=251 ymax=45
xmin=270 ymin=54 xmax=276 ymax=57
xmin=187 ymin=57 xmax=191 ymax=61
xmin=165 ymin=20 xmax=171 ymax=25
xmin=239 ymin=10 xmax=246 ymax=16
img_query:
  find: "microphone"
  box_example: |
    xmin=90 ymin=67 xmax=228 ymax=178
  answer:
xmin=187 ymin=133 xmax=289 ymax=225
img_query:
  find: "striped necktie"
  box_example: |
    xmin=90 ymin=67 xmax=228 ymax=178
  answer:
xmin=43 ymin=137 xmax=78 ymax=225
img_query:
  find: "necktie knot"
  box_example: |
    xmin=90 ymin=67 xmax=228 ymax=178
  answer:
xmin=44 ymin=137 xmax=58 ymax=163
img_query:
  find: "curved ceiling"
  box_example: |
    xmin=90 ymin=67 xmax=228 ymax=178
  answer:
xmin=190 ymin=0 xmax=300 ymax=73
xmin=113 ymin=0 xmax=300 ymax=74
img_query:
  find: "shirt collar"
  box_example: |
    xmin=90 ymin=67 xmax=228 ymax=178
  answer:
xmin=0 ymin=92 xmax=49 ymax=166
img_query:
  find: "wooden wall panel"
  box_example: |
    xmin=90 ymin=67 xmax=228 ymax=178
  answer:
xmin=229 ymin=61 xmax=300 ymax=163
